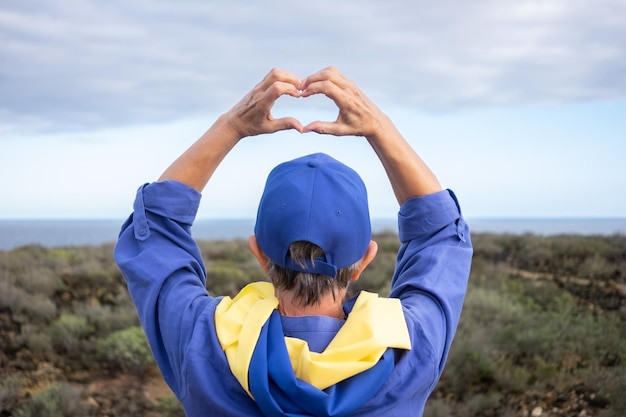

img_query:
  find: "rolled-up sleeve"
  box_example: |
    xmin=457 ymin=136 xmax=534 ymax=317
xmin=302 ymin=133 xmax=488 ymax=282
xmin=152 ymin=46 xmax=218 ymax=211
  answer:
xmin=114 ymin=180 xmax=215 ymax=398
xmin=391 ymin=189 xmax=472 ymax=384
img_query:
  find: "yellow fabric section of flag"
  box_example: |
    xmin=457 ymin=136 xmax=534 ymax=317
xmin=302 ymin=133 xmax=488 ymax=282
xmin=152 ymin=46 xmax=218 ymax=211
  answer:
xmin=214 ymin=282 xmax=278 ymax=395
xmin=214 ymin=282 xmax=411 ymax=394
xmin=285 ymin=292 xmax=411 ymax=389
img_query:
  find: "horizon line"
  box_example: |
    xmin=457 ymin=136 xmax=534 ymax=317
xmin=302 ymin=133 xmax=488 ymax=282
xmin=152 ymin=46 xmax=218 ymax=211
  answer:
xmin=0 ymin=216 xmax=624 ymax=222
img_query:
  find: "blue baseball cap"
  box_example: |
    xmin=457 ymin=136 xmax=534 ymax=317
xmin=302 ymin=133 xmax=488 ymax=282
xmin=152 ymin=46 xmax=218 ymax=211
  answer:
xmin=254 ymin=153 xmax=371 ymax=278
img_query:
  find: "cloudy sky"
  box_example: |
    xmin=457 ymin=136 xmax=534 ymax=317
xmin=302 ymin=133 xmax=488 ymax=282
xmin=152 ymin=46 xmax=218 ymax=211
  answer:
xmin=1 ymin=0 xmax=625 ymax=221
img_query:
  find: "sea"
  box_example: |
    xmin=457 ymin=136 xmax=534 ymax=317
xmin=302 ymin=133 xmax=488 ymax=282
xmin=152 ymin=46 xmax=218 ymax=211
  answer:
xmin=0 ymin=218 xmax=625 ymax=251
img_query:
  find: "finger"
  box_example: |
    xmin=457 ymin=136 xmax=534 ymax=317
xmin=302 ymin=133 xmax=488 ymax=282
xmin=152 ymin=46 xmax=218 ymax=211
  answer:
xmin=302 ymin=120 xmax=348 ymax=136
xmin=301 ymin=66 xmax=346 ymax=90
xmin=269 ymin=116 xmax=304 ymax=134
xmin=261 ymin=80 xmax=302 ymax=106
xmin=300 ymin=79 xmax=338 ymax=98
xmin=300 ymin=67 xmax=359 ymax=107
xmin=245 ymin=82 xmax=300 ymax=119
xmin=301 ymin=79 xmax=352 ymax=112
xmin=259 ymin=68 xmax=302 ymax=92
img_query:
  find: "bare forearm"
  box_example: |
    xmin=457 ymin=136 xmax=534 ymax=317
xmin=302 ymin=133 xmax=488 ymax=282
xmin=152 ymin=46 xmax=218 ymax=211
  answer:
xmin=158 ymin=114 xmax=240 ymax=192
xmin=366 ymin=115 xmax=442 ymax=205
xmin=157 ymin=68 xmax=303 ymax=192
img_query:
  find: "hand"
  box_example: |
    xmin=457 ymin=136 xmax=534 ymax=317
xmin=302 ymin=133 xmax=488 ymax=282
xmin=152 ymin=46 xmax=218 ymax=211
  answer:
xmin=300 ymin=66 xmax=389 ymax=138
xmin=225 ymin=68 xmax=304 ymax=139
xmin=301 ymin=66 xmax=441 ymax=202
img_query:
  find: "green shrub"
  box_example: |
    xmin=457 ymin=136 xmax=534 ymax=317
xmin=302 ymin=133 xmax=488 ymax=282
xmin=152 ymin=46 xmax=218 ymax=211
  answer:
xmin=603 ymin=370 xmax=626 ymax=417
xmin=446 ymin=348 xmax=495 ymax=398
xmin=76 ymin=304 xmax=139 ymax=338
xmin=424 ymin=398 xmax=453 ymax=417
xmin=15 ymin=266 xmax=64 ymax=298
xmin=492 ymin=358 xmax=533 ymax=392
xmin=462 ymin=285 xmax=525 ymax=325
xmin=199 ymin=239 xmax=254 ymax=264
xmin=97 ymin=326 xmax=153 ymax=374
xmin=465 ymin=392 xmax=502 ymax=415
xmin=156 ymin=394 xmax=185 ymax=417
xmin=51 ymin=314 xmax=93 ymax=355
xmin=0 ymin=280 xmax=57 ymax=322
xmin=0 ymin=376 xmax=23 ymax=413
xmin=207 ymin=261 xmax=257 ymax=297
xmin=17 ymin=324 xmax=54 ymax=360
xmin=14 ymin=383 xmax=89 ymax=417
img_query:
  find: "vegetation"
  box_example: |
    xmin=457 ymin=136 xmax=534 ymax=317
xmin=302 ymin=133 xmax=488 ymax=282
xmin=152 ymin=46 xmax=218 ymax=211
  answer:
xmin=0 ymin=232 xmax=624 ymax=416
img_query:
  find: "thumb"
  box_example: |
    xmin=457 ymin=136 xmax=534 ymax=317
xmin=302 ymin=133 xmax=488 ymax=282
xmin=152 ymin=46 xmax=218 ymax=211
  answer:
xmin=272 ymin=116 xmax=304 ymax=133
xmin=303 ymin=121 xmax=343 ymax=136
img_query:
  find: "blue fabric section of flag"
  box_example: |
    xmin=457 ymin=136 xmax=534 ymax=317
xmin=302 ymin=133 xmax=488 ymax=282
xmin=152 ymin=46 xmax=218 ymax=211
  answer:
xmin=248 ymin=310 xmax=395 ymax=417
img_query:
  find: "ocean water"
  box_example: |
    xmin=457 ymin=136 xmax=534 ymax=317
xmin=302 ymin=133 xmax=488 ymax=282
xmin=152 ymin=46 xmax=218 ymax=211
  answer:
xmin=0 ymin=218 xmax=624 ymax=251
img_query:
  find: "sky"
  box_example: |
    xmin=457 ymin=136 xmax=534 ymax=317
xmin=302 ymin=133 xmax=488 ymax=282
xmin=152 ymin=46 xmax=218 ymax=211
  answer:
xmin=1 ymin=0 xmax=625 ymax=220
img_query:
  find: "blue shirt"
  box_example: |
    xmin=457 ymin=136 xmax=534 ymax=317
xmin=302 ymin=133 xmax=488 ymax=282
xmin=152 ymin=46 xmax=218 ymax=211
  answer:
xmin=114 ymin=180 xmax=472 ymax=416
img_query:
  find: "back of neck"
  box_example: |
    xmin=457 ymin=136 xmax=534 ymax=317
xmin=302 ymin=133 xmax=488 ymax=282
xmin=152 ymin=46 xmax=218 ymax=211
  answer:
xmin=276 ymin=290 xmax=346 ymax=320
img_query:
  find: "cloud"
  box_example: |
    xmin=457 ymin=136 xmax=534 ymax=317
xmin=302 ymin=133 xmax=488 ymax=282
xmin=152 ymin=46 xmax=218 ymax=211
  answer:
xmin=1 ymin=0 xmax=625 ymax=134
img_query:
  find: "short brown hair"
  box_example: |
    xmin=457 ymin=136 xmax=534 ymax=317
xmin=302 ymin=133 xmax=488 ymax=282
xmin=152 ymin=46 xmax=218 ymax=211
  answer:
xmin=267 ymin=241 xmax=359 ymax=306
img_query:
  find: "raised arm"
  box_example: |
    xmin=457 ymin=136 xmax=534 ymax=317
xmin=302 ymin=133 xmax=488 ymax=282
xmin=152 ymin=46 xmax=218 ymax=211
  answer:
xmin=300 ymin=67 xmax=442 ymax=204
xmin=303 ymin=68 xmax=472 ymax=387
xmin=158 ymin=68 xmax=304 ymax=191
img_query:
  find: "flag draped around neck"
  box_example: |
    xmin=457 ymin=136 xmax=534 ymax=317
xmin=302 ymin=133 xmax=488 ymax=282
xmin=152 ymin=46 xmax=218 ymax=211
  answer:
xmin=214 ymin=282 xmax=411 ymax=416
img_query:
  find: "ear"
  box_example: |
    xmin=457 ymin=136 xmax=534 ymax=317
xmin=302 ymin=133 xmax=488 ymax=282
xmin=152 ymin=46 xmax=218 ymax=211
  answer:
xmin=351 ymin=240 xmax=378 ymax=281
xmin=248 ymin=235 xmax=270 ymax=274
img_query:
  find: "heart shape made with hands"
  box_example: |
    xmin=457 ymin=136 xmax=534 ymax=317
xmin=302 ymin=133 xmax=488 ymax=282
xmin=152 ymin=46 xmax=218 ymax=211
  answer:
xmin=271 ymin=93 xmax=338 ymax=125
